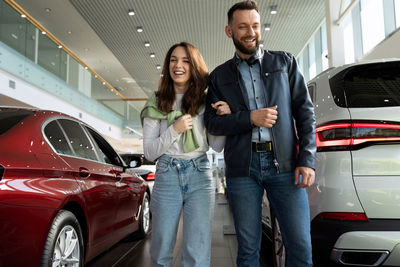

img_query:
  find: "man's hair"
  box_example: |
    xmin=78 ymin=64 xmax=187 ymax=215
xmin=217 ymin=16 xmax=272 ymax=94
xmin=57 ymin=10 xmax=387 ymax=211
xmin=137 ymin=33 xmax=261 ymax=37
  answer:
xmin=227 ymin=0 xmax=259 ymax=25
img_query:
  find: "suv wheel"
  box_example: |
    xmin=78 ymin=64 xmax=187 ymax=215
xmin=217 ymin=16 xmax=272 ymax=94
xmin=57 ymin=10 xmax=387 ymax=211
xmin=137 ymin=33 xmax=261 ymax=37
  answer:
xmin=271 ymin=210 xmax=286 ymax=267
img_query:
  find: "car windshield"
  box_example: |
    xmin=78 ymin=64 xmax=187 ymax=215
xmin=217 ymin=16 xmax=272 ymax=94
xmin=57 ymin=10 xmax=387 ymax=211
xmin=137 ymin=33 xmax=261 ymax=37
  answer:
xmin=0 ymin=108 xmax=33 ymax=135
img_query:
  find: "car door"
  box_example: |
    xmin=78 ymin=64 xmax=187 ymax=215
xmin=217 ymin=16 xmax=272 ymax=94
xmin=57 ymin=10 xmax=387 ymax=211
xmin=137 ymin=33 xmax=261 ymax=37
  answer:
xmin=55 ymin=119 xmax=120 ymax=247
xmin=84 ymin=126 xmax=142 ymax=232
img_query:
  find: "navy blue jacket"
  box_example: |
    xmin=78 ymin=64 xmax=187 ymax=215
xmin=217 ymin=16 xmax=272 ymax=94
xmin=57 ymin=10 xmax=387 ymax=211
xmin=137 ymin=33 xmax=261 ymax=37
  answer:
xmin=204 ymin=50 xmax=316 ymax=178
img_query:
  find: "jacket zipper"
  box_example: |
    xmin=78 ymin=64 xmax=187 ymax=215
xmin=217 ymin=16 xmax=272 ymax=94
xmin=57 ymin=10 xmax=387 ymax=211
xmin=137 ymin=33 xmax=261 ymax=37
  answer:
xmin=262 ymin=69 xmax=280 ymax=174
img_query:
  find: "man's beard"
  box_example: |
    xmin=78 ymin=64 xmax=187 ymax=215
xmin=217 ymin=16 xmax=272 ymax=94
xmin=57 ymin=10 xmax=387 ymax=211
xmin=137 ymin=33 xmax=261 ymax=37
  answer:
xmin=232 ymin=33 xmax=259 ymax=55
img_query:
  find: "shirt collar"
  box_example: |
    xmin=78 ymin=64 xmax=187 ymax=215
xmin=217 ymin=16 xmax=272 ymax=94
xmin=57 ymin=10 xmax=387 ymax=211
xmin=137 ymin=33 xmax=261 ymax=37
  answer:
xmin=234 ymin=47 xmax=264 ymax=65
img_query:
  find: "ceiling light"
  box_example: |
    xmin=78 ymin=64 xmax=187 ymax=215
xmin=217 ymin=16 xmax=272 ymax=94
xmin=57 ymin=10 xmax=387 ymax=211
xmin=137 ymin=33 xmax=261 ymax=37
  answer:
xmin=84 ymin=66 xmax=88 ymax=70
xmin=44 ymin=8 xmax=51 ymax=13
xmin=156 ymin=65 xmax=161 ymax=69
xmin=270 ymin=5 xmax=277 ymax=15
xmin=137 ymin=27 xmax=143 ymax=33
xmin=264 ymin=23 xmax=271 ymax=31
xmin=58 ymin=45 xmax=62 ymax=48
xmin=102 ymin=82 xmax=106 ymax=85
xmin=128 ymin=9 xmax=135 ymax=16
xmin=41 ymin=31 xmax=46 ymax=35
xmin=20 ymin=14 xmax=26 ymax=18
xmin=150 ymin=53 xmax=155 ymax=58
xmin=67 ymin=30 xmax=72 ymax=34
xmin=144 ymin=41 xmax=150 ymax=47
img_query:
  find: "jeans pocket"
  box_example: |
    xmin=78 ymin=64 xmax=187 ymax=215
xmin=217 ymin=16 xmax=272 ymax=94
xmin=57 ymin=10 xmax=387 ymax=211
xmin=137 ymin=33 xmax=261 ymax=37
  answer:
xmin=197 ymin=160 xmax=211 ymax=172
xmin=156 ymin=160 xmax=169 ymax=174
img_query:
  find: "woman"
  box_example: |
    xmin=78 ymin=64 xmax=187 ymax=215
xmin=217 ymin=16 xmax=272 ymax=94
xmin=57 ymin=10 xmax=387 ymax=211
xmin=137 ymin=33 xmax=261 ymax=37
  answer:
xmin=141 ymin=42 xmax=229 ymax=267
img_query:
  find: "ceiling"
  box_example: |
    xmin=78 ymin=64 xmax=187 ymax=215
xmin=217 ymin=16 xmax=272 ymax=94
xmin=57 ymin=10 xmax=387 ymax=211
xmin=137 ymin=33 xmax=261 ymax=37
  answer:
xmin=13 ymin=0 xmax=325 ymax=112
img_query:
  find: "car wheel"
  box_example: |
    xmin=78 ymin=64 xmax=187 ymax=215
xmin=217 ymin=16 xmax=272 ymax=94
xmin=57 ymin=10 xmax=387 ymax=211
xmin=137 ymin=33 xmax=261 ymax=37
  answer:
xmin=41 ymin=210 xmax=84 ymax=267
xmin=137 ymin=192 xmax=150 ymax=237
xmin=271 ymin=210 xmax=286 ymax=267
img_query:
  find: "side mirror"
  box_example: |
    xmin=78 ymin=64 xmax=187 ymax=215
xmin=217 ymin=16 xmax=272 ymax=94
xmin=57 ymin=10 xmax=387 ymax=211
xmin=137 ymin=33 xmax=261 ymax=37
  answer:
xmin=127 ymin=155 xmax=142 ymax=168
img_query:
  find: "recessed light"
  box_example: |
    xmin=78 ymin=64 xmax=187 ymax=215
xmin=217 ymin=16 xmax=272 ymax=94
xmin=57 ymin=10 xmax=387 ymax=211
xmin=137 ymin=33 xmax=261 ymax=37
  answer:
xmin=102 ymin=82 xmax=106 ymax=85
xmin=144 ymin=41 xmax=150 ymax=47
xmin=84 ymin=66 xmax=88 ymax=70
xmin=270 ymin=5 xmax=277 ymax=15
xmin=20 ymin=14 xmax=26 ymax=18
xmin=44 ymin=8 xmax=51 ymax=13
xmin=150 ymin=53 xmax=155 ymax=58
xmin=58 ymin=45 xmax=62 ymax=48
xmin=41 ymin=31 xmax=46 ymax=35
xmin=156 ymin=65 xmax=161 ymax=69
xmin=137 ymin=27 xmax=143 ymax=33
xmin=264 ymin=23 xmax=271 ymax=31
xmin=128 ymin=9 xmax=135 ymax=16
xmin=67 ymin=30 xmax=72 ymax=34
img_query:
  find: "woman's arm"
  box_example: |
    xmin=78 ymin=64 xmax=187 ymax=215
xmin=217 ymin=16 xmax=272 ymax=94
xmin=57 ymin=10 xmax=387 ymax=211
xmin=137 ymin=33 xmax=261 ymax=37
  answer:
xmin=143 ymin=117 xmax=180 ymax=161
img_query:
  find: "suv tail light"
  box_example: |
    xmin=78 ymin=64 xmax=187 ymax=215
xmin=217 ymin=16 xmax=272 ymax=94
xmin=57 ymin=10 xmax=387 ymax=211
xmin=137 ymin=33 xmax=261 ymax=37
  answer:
xmin=146 ymin=172 xmax=155 ymax=181
xmin=316 ymin=120 xmax=400 ymax=152
xmin=316 ymin=212 xmax=369 ymax=221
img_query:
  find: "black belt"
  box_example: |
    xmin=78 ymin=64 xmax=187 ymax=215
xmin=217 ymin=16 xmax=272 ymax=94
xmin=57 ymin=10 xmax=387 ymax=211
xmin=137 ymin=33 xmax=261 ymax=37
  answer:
xmin=252 ymin=142 xmax=273 ymax=152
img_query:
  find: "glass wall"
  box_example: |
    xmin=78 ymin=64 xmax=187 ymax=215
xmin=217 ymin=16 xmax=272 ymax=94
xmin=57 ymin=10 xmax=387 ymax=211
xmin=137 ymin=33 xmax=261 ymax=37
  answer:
xmin=0 ymin=0 xmax=137 ymax=128
xmin=298 ymin=0 xmax=400 ymax=82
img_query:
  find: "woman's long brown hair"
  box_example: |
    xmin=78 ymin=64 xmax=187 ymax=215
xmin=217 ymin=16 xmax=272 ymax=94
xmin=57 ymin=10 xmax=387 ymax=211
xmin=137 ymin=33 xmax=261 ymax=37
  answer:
xmin=157 ymin=42 xmax=209 ymax=116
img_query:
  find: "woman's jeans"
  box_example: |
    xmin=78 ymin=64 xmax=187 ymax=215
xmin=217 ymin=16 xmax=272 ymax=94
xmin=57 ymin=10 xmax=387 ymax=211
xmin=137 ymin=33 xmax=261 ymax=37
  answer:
xmin=226 ymin=151 xmax=312 ymax=267
xmin=150 ymin=154 xmax=215 ymax=267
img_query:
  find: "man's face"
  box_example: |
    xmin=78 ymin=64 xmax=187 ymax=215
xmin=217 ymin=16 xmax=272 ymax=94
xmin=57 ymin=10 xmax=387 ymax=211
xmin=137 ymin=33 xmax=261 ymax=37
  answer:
xmin=226 ymin=9 xmax=261 ymax=58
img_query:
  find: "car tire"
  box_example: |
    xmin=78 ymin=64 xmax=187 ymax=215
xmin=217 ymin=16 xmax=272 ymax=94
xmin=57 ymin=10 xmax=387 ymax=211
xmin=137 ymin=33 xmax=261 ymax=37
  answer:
xmin=137 ymin=192 xmax=150 ymax=238
xmin=41 ymin=210 xmax=84 ymax=267
xmin=271 ymin=210 xmax=286 ymax=267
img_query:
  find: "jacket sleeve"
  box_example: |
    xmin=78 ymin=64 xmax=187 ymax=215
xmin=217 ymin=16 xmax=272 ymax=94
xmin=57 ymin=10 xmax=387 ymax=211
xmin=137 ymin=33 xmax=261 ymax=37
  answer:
xmin=204 ymin=72 xmax=253 ymax=136
xmin=287 ymin=53 xmax=316 ymax=169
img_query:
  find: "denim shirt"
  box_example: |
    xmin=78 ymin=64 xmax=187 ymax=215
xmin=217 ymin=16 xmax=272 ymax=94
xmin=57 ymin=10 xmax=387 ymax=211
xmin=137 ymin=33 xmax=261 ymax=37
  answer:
xmin=236 ymin=50 xmax=271 ymax=142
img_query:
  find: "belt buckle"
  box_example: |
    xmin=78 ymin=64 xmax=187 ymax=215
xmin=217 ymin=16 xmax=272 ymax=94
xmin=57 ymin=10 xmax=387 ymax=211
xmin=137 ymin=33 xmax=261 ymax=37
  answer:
xmin=256 ymin=142 xmax=271 ymax=152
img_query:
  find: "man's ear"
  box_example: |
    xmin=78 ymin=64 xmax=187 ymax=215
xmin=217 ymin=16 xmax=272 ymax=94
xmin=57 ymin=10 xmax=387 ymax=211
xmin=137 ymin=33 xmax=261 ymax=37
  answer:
xmin=225 ymin=25 xmax=232 ymax=38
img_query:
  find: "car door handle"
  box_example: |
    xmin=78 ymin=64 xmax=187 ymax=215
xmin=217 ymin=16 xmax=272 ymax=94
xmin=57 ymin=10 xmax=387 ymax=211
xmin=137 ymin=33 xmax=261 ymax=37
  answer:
xmin=79 ymin=167 xmax=90 ymax=178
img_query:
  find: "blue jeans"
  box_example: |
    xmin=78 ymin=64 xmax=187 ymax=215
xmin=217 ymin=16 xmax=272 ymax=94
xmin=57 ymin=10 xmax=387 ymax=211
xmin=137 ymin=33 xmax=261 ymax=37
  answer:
xmin=226 ymin=151 xmax=312 ymax=267
xmin=150 ymin=154 xmax=215 ymax=267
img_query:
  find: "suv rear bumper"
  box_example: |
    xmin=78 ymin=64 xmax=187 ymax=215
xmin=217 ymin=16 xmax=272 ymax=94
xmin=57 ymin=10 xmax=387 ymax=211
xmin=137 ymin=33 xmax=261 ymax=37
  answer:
xmin=311 ymin=218 xmax=400 ymax=266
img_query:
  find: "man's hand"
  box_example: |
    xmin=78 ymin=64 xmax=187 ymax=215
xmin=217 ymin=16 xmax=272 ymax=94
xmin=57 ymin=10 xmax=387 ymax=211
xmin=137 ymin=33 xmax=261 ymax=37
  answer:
xmin=211 ymin=101 xmax=231 ymax=115
xmin=250 ymin=106 xmax=278 ymax=128
xmin=173 ymin=114 xmax=193 ymax=134
xmin=294 ymin=166 xmax=315 ymax=188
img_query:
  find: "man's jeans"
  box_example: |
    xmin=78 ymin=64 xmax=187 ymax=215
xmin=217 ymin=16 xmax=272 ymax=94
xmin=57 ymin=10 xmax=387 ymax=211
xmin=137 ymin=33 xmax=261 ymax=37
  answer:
xmin=226 ymin=151 xmax=312 ymax=267
xmin=150 ymin=154 xmax=215 ymax=267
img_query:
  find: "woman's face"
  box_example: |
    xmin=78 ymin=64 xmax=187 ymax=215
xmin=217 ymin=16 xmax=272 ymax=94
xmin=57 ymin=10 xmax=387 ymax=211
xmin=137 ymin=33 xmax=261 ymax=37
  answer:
xmin=169 ymin=46 xmax=191 ymax=89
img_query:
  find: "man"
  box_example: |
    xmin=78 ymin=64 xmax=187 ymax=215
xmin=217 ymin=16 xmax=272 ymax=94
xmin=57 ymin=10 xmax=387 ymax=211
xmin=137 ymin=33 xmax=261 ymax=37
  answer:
xmin=204 ymin=1 xmax=316 ymax=267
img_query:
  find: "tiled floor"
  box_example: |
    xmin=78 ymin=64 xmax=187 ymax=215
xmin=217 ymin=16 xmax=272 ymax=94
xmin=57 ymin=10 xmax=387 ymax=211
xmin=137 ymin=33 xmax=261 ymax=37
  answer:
xmin=87 ymin=193 xmax=272 ymax=267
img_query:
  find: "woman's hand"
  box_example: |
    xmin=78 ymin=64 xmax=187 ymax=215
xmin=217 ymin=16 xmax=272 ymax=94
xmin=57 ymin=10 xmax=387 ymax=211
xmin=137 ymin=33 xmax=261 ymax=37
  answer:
xmin=173 ymin=114 xmax=193 ymax=134
xmin=211 ymin=101 xmax=231 ymax=115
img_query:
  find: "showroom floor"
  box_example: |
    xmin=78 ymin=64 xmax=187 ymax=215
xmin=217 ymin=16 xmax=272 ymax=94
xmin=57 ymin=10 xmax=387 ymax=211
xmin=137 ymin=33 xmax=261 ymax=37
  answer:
xmin=86 ymin=194 xmax=272 ymax=267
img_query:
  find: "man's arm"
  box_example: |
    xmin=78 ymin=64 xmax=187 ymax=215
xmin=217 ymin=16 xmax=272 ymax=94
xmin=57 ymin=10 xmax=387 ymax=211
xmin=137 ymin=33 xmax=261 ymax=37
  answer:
xmin=287 ymin=53 xmax=316 ymax=170
xmin=204 ymin=73 xmax=253 ymax=136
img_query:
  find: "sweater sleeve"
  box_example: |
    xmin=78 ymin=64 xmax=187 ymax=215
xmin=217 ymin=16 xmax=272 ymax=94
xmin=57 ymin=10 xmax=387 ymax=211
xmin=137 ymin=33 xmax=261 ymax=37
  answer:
xmin=143 ymin=117 xmax=181 ymax=162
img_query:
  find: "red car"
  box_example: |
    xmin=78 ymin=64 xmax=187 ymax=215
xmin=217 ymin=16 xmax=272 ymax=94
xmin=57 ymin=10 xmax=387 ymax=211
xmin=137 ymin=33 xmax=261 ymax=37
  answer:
xmin=0 ymin=107 xmax=150 ymax=266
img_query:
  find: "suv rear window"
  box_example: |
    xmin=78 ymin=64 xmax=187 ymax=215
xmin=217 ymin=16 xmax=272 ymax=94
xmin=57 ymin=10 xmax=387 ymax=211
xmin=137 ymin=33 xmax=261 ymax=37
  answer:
xmin=329 ymin=61 xmax=400 ymax=108
xmin=0 ymin=108 xmax=33 ymax=135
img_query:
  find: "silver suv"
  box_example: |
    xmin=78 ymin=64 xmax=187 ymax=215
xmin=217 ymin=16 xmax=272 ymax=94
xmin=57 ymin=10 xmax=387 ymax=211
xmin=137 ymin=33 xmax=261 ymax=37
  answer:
xmin=262 ymin=59 xmax=400 ymax=266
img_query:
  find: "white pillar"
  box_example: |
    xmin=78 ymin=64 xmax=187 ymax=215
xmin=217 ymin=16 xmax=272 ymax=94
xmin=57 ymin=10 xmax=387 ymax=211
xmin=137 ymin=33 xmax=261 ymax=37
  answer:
xmin=325 ymin=0 xmax=346 ymax=67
